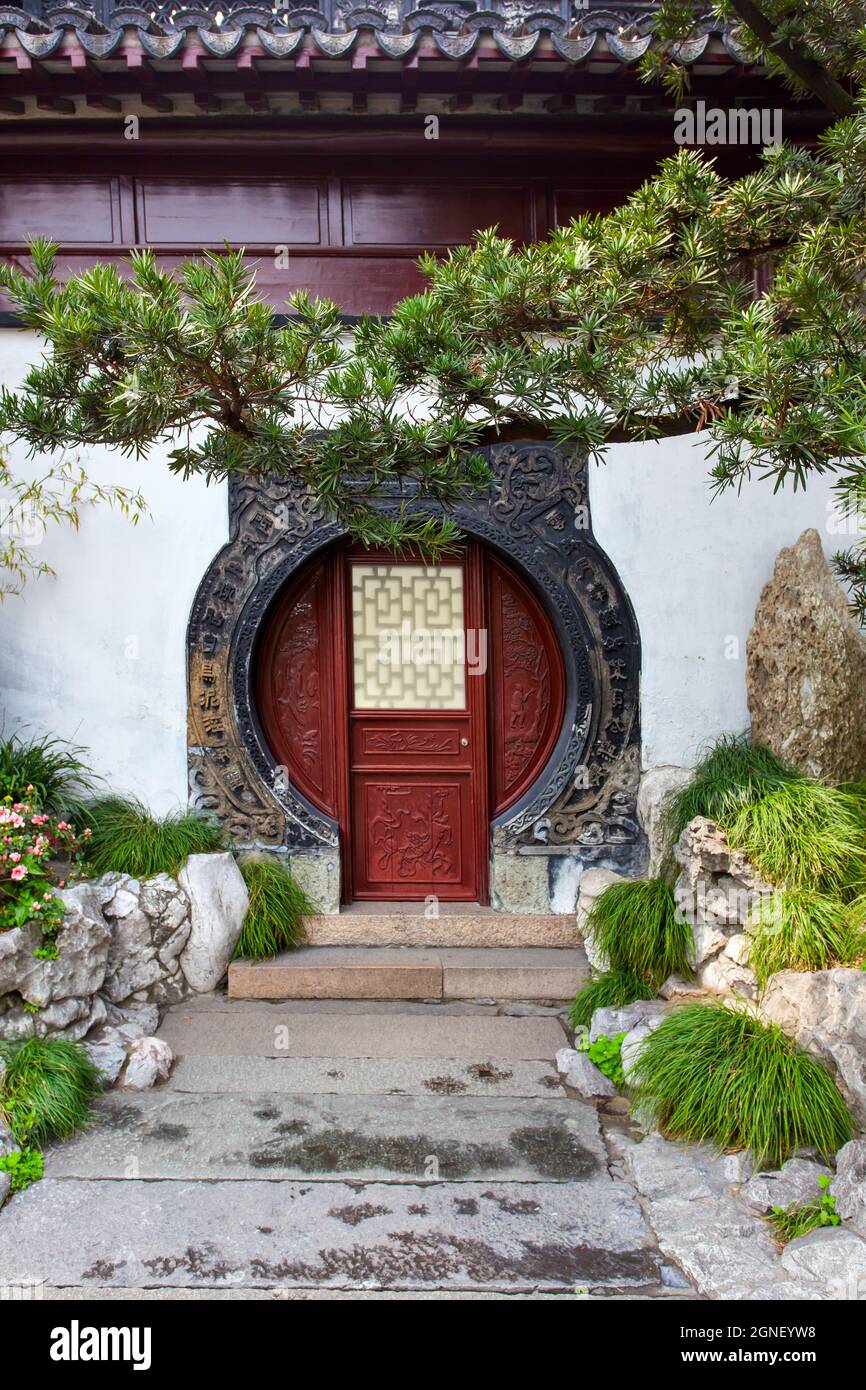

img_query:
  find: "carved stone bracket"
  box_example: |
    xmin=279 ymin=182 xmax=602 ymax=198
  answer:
xmin=186 ymin=442 xmax=641 ymax=855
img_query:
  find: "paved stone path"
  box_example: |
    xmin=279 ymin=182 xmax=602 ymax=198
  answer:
xmin=0 ymin=995 xmax=697 ymax=1299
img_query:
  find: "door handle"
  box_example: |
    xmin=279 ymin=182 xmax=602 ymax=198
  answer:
xmin=460 ymin=737 xmax=469 ymax=747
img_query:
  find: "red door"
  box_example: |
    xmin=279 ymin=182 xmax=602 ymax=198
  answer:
xmin=346 ymin=545 xmax=488 ymax=900
xmin=256 ymin=540 xmax=565 ymax=906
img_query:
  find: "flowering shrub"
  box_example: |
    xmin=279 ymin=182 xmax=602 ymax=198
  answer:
xmin=0 ymin=789 xmax=90 ymax=959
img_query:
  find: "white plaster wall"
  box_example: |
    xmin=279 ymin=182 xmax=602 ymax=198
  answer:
xmin=591 ymin=434 xmax=839 ymax=769
xmin=0 ymin=329 xmax=844 ymax=807
xmin=0 ymin=330 xmax=228 ymax=813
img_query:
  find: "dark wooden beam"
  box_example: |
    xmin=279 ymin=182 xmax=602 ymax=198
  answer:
xmin=86 ymin=94 xmax=122 ymax=113
xmin=36 ymin=95 xmax=75 ymax=114
xmin=0 ymin=96 xmax=26 ymax=115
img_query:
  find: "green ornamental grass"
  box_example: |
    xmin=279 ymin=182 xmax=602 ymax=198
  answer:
xmin=631 ymin=1002 xmax=852 ymax=1168
xmin=0 ymin=728 xmax=96 ymax=815
xmin=748 ymin=887 xmax=861 ymax=986
xmin=0 ymin=1037 xmax=101 ymax=1148
xmin=586 ymin=878 xmax=691 ymax=988
xmin=233 ymin=857 xmax=312 ymax=960
xmin=727 ymin=780 xmax=866 ymax=897
xmin=78 ymin=796 xmax=226 ymax=878
xmin=664 ymin=733 xmax=803 ymax=844
xmin=569 ymin=968 xmax=656 ymax=1029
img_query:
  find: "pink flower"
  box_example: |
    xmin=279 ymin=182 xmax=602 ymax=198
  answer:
xmin=10 ymin=865 xmax=26 ymax=881
xmin=9 ymin=852 xmax=20 ymax=862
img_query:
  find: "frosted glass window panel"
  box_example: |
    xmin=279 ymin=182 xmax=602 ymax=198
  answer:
xmin=351 ymin=563 xmax=467 ymax=709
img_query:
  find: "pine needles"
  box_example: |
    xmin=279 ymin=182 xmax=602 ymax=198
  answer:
xmin=78 ymin=796 xmax=226 ymax=878
xmin=233 ymin=857 xmax=312 ymax=960
xmin=631 ymin=1003 xmax=852 ymax=1168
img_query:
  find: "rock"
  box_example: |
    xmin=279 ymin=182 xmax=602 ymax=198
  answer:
xmin=0 ymin=888 xmax=111 ymax=1007
xmin=83 ymin=1026 xmax=129 ymax=1085
xmin=674 ymin=818 xmax=771 ymax=927
xmin=780 ymin=1226 xmax=866 ymax=1297
xmin=102 ymin=881 xmax=162 ymax=1003
xmin=698 ymin=953 xmax=758 ymax=1000
xmin=120 ymin=1036 xmax=173 ymax=1090
xmin=758 ymin=969 xmax=866 ymax=1125
xmin=691 ymin=920 xmax=728 ymax=970
xmin=659 ymin=975 xmax=706 ymax=1000
xmin=178 ymin=853 xmax=248 ymax=993
xmin=747 ymin=528 xmax=866 ymax=782
xmin=576 ymin=868 xmax=628 ymax=971
xmin=637 ymin=765 xmax=692 ymax=876
xmin=622 ymin=1130 xmax=752 ymax=1203
xmin=740 ymin=1158 xmax=830 ymax=1215
xmin=831 ymin=1140 xmax=866 ymax=1233
xmin=102 ymin=1000 xmax=160 ymax=1035
xmin=0 ymin=1174 xmax=9 ymax=1207
xmin=0 ymin=1122 xmax=15 ymax=1160
xmin=723 ymin=933 xmax=752 ymax=967
xmin=660 ymin=1263 xmax=692 ymax=1290
xmin=559 ymin=1052 xmax=617 ymax=1098
xmin=589 ymin=999 xmax=668 ymax=1044
xmin=555 ymin=1047 xmax=580 ymax=1074
xmin=621 ymin=1014 xmax=669 ymax=1086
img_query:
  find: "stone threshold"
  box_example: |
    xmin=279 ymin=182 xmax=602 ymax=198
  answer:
xmin=304 ymin=909 xmax=579 ymax=948
xmin=228 ymin=945 xmax=588 ymax=1001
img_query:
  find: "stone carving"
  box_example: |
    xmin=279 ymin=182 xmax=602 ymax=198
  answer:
xmin=747 ymin=528 xmax=866 ymax=782
xmin=187 ymin=442 xmax=641 ymax=868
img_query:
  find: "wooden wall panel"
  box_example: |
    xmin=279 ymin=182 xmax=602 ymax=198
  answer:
xmin=135 ymin=179 xmax=327 ymax=246
xmin=346 ymin=182 xmax=532 ymax=247
xmin=0 ymin=179 xmax=118 ymax=245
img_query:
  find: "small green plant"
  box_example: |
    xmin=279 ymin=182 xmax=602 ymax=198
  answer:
xmin=665 ymin=734 xmax=803 ymax=844
xmin=0 ymin=1146 xmax=44 ymax=1194
xmin=769 ymin=1175 xmax=840 ymax=1245
xmin=585 ymin=878 xmax=691 ymax=988
xmin=0 ymin=794 xmax=88 ymax=954
xmin=569 ymin=969 xmax=655 ymax=1029
xmin=748 ymin=888 xmax=861 ymax=986
xmin=233 ymin=856 xmax=313 ymax=960
xmin=78 ymin=796 xmax=225 ymax=878
xmin=727 ymin=781 xmax=866 ymax=898
xmin=0 ymin=729 xmax=96 ymax=815
xmin=583 ymin=1032 xmax=627 ymax=1088
xmin=631 ymin=1002 xmax=852 ymax=1168
xmin=0 ymin=1037 xmax=101 ymax=1148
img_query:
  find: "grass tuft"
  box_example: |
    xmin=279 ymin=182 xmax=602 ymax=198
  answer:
xmin=665 ymin=733 xmax=803 ymax=844
xmin=631 ymin=1002 xmax=852 ymax=1168
xmin=0 ymin=1037 xmax=101 ymax=1148
xmin=586 ymin=878 xmax=691 ymax=988
xmin=78 ymin=796 xmax=226 ymax=878
xmin=569 ymin=969 xmax=656 ymax=1029
xmin=0 ymin=727 xmax=96 ymax=814
xmin=768 ymin=1175 xmax=839 ymax=1245
xmin=748 ymin=887 xmax=862 ymax=987
xmin=727 ymin=780 xmax=866 ymax=898
xmin=233 ymin=857 xmax=312 ymax=960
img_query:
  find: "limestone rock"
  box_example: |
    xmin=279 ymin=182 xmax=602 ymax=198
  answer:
xmin=674 ymin=818 xmax=771 ymax=934
xmin=0 ymin=1173 xmax=8 ymax=1208
xmin=102 ymin=881 xmax=162 ymax=1003
xmin=83 ymin=1026 xmax=130 ymax=1085
xmin=637 ymin=765 xmax=691 ymax=876
xmin=0 ymin=889 xmax=111 ymax=1007
xmin=698 ymin=953 xmax=758 ymax=1000
xmin=621 ymin=1014 xmax=669 ymax=1086
xmin=747 ymin=528 xmax=866 ymax=782
xmin=740 ymin=1158 xmax=830 ymax=1215
xmin=560 ymin=1051 xmax=617 ymax=1099
xmin=589 ymin=999 xmax=668 ymax=1044
xmin=178 ymin=853 xmax=248 ymax=993
xmin=780 ymin=1226 xmax=866 ymax=1296
xmin=102 ymin=999 xmax=160 ymax=1035
xmin=120 ymin=1036 xmax=173 ymax=1090
xmin=576 ymin=867 xmax=628 ymax=971
xmin=831 ymin=1140 xmax=866 ymax=1234
xmin=758 ymin=969 xmax=866 ymax=1125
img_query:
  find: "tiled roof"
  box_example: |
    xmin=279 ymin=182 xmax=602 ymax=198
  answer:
xmin=0 ymin=2 xmax=752 ymax=71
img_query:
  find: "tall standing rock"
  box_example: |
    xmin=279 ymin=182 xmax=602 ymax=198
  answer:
xmin=747 ymin=528 xmax=866 ymax=781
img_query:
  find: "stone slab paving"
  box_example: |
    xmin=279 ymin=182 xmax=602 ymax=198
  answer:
xmin=155 ymin=1009 xmax=566 ymax=1059
xmin=0 ymin=1177 xmax=659 ymax=1293
xmin=45 ymin=1092 xmax=603 ymax=1182
xmin=168 ymin=1055 xmax=564 ymax=1098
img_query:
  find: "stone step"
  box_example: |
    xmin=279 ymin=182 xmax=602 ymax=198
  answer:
xmin=45 ymin=1092 xmax=600 ymax=1183
xmin=156 ymin=1006 xmax=568 ymax=1060
xmin=227 ymin=946 xmax=587 ymax=1002
xmin=0 ymin=1177 xmax=659 ymax=1292
xmin=304 ymin=910 xmax=578 ymax=949
xmin=167 ymin=1055 xmax=564 ymax=1098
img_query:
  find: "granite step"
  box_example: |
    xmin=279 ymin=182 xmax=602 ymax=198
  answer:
xmin=44 ymin=1091 xmax=600 ymax=1183
xmin=227 ymin=945 xmax=588 ymax=1001
xmin=303 ymin=910 xmax=578 ymax=948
